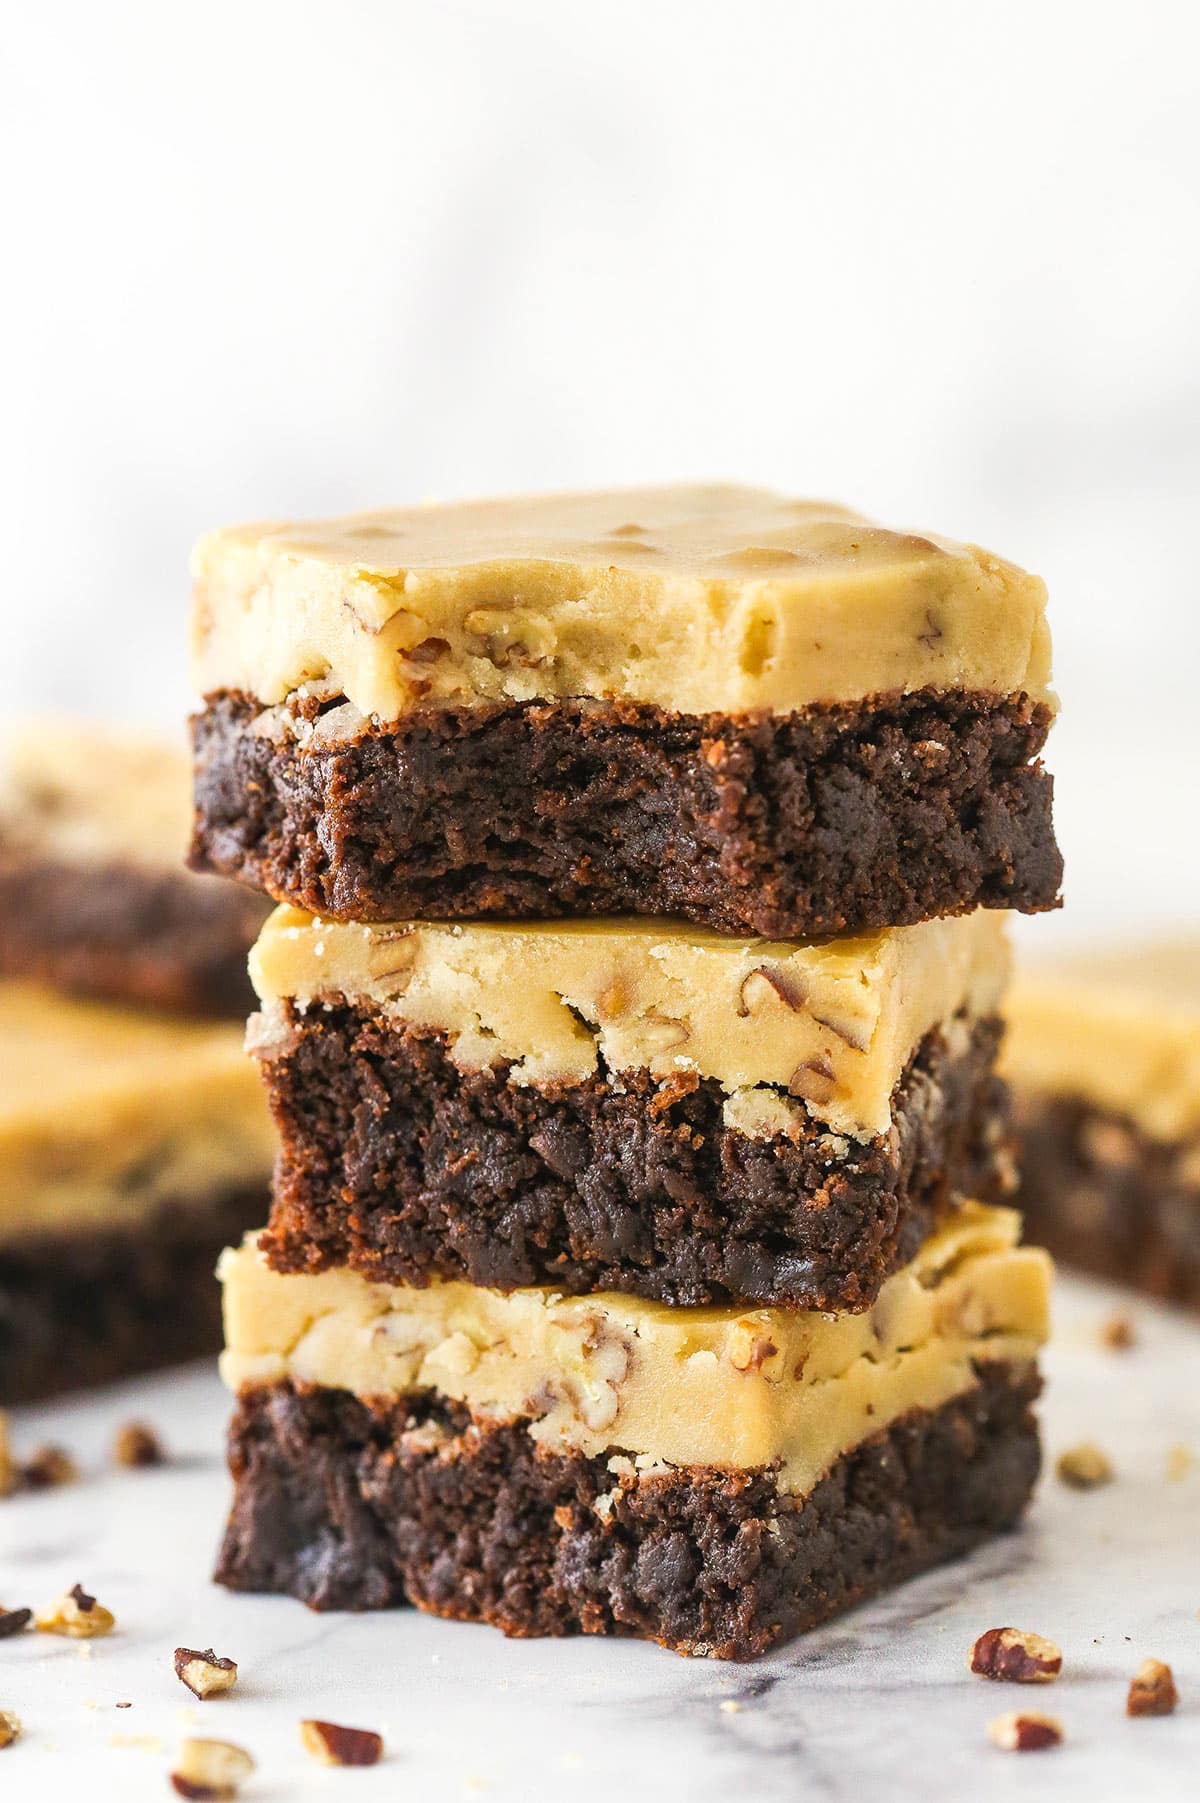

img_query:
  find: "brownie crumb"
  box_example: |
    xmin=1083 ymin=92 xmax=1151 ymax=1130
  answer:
xmin=0 ymin=1610 xmax=31 ymax=1640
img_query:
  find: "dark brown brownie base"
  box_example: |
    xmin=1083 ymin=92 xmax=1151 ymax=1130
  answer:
xmin=0 ymin=1186 xmax=265 ymax=1404
xmin=191 ymin=687 xmax=1061 ymax=937
xmin=258 ymin=1008 xmax=1009 ymax=1310
xmin=1014 ymin=1093 xmax=1200 ymax=1309
xmin=0 ymin=857 xmax=270 ymax=1018
xmin=215 ymin=1362 xmax=1041 ymax=1659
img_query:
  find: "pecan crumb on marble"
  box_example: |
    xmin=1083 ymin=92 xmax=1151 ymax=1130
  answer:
xmin=1099 ymin=1311 xmax=1136 ymax=1351
xmin=114 ymin=1421 xmax=166 ymax=1468
xmin=1166 ymin=1444 xmax=1194 ymax=1484
xmin=300 ymin=1719 xmax=384 ymax=1767
xmin=35 ymin=1584 xmax=115 ymax=1638
xmin=0 ymin=1710 xmax=20 ymax=1749
xmin=169 ymin=1738 xmax=255 ymax=1798
xmin=0 ymin=1609 xmax=31 ymax=1639
xmin=987 ymin=1711 xmax=1063 ymax=1752
xmin=20 ymin=1444 xmax=79 ymax=1489
xmin=970 ymin=1627 xmax=1062 ymax=1683
xmin=1127 ymin=1659 xmax=1178 ymax=1717
xmin=174 ymin=1649 xmax=238 ymax=1700
xmin=0 ymin=1415 xmax=14 ymax=1498
xmin=1056 ymin=1441 xmax=1114 ymax=1489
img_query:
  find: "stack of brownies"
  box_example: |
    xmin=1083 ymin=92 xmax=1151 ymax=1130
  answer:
xmin=190 ymin=485 xmax=1061 ymax=1658
xmin=0 ymin=723 xmax=273 ymax=1402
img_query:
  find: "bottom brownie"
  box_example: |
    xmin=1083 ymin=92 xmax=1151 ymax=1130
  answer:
xmin=1015 ymin=1093 xmax=1200 ymax=1308
xmin=216 ymin=1362 xmax=1041 ymax=1659
xmin=0 ymin=1186 xmax=265 ymax=1404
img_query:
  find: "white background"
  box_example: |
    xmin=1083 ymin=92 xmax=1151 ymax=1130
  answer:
xmin=3 ymin=0 xmax=1198 ymax=946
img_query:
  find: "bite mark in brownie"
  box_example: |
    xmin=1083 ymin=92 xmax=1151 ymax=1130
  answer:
xmin=214 ymin=1363 xmax=1042 ymax=1660
xmin=1013 ymin=1094 xmax=1200 ymax=1309
xmin=257 ymin=1007 xmax=1009 ymax=1310
xmin=0 ymin=1187 xmax=264 ymax=1405
xmin=0 ymin=858 xmax=269 ymax=1019
xmin=191 ymin=689 xmax=1060 ymax=938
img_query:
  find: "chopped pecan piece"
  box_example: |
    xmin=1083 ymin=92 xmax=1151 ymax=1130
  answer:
xmin=114 ymin=1421 xmax=165 ymax=1468
xmin=1127 ymin=1658 xmax=1178 ymax=1717
xmin=970 ymin=1627 xmax=1062 ymax=1683
xmin=1099 ymin=1311 xmax=1135 ymax=1351
xmin=0 ymin=1609 xmax=31 ymax=1639
xmin=1055 ymin=1441 xmax=1114 ymax=1489
xmin=300 ymin=1719 xmax=384 ymax=1767
xmin=20 ymin=1444 xmax=78 ymax=1489
xmin=987 ymin=1711 xmax=1063 ymax=1752
xmin=174 ymin=1649 xmax=238 ymax=1700
xmin=0 ymin=1415 xmax=14 ymax=1498
xmin=170 ymin=1738 xmax=254 ymax=1798
xmin=35 ymin=1583 xmax=115 ymax=1638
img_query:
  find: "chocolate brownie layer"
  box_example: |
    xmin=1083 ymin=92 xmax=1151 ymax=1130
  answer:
xmin=214 ymin=1362 xmax=1041 ymax=1659
xmin=1014 ymin=1095 xmax=1200 ymax=1309
xmin=0 ymin=857 xmax=269 ymax=1018
xmin=258 ymin=1007 xmax=1009 ymax=1310
xmin=0 ymin=1186 xmax=263 ymax=1405
xmin=191 ymin=688 xmax=1060 ymax=937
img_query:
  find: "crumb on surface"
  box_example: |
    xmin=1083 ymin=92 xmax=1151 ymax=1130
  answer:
xmin=1099 ymin=1312 xmax=1136 ymax=1351
xmin=1127 ymin=1659 xmax=1178 ymax=1717
xmin=970 ymin=1627 xmax=1062 ymax=1683
xmin=1056 ymin=1442 xmax=1114 ymax=1489
xmin=988 ymin=1710 xmax=1063 ymax=1752
xmin=1166 ymin=1444 xmax=1194 ymax=1483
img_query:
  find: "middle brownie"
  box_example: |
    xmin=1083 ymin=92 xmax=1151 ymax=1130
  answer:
xmin=250 ymin=907 xmax=1011 ymax=1311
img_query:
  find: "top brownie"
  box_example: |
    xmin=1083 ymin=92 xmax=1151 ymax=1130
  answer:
xmin=0 ymin=721 xmax=270 ymax=1017
xmin=189 ymin=484 xmax=1061 ymax=936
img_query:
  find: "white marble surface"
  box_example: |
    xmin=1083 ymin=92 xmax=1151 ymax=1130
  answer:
xmin=1 ymin=1272 xmax=1198 ymax=1801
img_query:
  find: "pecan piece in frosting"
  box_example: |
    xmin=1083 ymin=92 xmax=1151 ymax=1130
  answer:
xmin=736 ymin=965 xmax=806 ymax=1017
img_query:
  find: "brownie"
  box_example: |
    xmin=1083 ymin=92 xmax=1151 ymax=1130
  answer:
xmin=215 ymin=1361 xmax=1042 ymax=1660
xmin=0 ymin=1186 xmax=264 ymax=1405
xmin=1013 ymin=1094 xmax=1200 ymax=1308
xmin=0 ymin=856 xmax=269 ymax=1019
xmin=191 ymin=688 xmax=1060 ymax=938
xmin=257 ymin=1006 xmax=1009 ymax=1311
